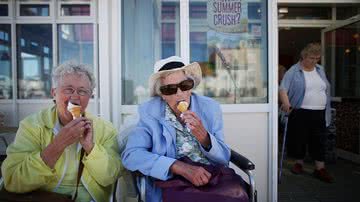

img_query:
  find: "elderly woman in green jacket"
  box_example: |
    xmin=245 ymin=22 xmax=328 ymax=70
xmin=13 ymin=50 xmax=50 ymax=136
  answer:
xmin=1 ymin=61 xmax=122 ymax=201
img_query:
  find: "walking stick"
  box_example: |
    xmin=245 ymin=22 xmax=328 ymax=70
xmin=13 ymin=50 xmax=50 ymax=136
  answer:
xmin=278 ymin=111 xmax=289 ymax=183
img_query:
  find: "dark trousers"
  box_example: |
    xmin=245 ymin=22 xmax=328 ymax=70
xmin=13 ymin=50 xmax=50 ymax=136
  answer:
xmin=287 ymin=108 xmax=327 ymax=161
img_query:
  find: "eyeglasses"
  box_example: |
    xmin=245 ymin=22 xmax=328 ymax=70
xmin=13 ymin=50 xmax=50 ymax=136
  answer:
xmin=61 ymin=87 xmax=92 ymax=96
xmin=308 ymin=57 xmax=321 ymax=61
xmin=160 ymin=79 xmax=194 ymax=95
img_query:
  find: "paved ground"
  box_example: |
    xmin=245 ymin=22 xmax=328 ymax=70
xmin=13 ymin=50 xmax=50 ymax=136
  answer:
xmin=278 ymin=158 xmax=360 ymax=202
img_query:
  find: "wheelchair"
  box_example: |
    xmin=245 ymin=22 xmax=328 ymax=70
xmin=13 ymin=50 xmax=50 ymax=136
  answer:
xmin=116 ymin=117 xmax=257 ymax=202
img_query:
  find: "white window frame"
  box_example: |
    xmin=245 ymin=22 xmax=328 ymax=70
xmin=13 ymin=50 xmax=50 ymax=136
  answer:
xmin=0 ymin=1 xmax=12 ymax=19
xmin=16 ymin=1 xmax=54 ymax=20
xmin=0 ymin=0 xmax=98 ymax=124
xmin=57 ymin=0 xmax=95 ymax=20
xmin=118 ymin=0 xmax=271 ymax=115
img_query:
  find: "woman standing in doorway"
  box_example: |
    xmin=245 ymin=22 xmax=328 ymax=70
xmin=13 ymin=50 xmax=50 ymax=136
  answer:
xmin=279 ymin=42 xmax=333 ymax=183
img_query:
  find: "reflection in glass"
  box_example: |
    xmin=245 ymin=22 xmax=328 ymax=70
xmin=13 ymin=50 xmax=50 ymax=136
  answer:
xmin=17 ymin=24 xmax=52 ymax=99
xmin=189 ymin=3 xmax=206 ymax=19
xmin=161 ymin=2 xmax=178 ymax=59
xmin=121 ymin=0 xmax=179 ymax=105
xmin=0 ymin=24 xmax=12 ymax=99
xmin=20 ymin=4 xmax=49 ymax=16
xmin=58 ymin=24 xmax=93 ymax=67
xmin=189 ymin=0 xmax=268 ymax=103
xmin=324 ymin=20 xmax=360 ymax=155
xmin=61 ymin=5 xmax=90 ymax=16
xmin=0 ymin=4 xmax=8 ymax=16
xmin=277 ymin=5 xmax=331 ymax=20
xmin=336 ymin=6 xmax=360 ymax=20
xmin=325 ymin=21 xmax=360 ymax=97
xmin=19 ymin=0 xmax=50 ymax=2
xmin=161 ymin=23 xmax=176 ymax=58
xmin=162 ymin=3 xmax=176 ymax=20
xmin=60 ymin=0 xmax=90 ymax=2
xmin=248 ymin=2 xmax=261 ymax=20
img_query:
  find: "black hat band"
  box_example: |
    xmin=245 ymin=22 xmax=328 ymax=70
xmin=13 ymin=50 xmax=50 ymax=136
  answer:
xmin=158 ymin=61 xmax=185 ymax=72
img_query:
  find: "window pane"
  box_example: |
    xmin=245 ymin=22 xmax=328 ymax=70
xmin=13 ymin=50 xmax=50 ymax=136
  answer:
xmin=61 ymin=0 xmax=90 ymax=2
xmin=190 ymin=3 xmax=206 ymax=19
xmin=278 ymin=5 xmax=332 ymax=20
xmin=248 ymin=2 xmax=261 ymax=20
xmin=61 ymin=4 xmax=90 ymax=16
xmin=0 ymin=24 xmax=12 ymax=99
xmin=162 ymin=3 xmax=176 ymax=20
xmin=17 ymin=24 xmax=52 ymax=99
xmin=161 ymin=2 xmax=178 ymax=60
xmin=58 ymin=24 xmax=94 ymax=67
xmin=20 ymin=4 xmax=49 ymax=16
xmin=0 ymin=4 xmax=8 ymax=16
xmin=337 ymin=5 xmax=360 ymax=20
xmin=121 ymin=0 xmax=179 ymax=105
xmin=20 ymin=0 xmax=49 ymax=2
xmin=325 ymin=21 xmax=360 ymax=97
xmin=162 ymin=23 xmax=176 ymax=58
xmin=189 ymin=0 xmax=268 ymax=103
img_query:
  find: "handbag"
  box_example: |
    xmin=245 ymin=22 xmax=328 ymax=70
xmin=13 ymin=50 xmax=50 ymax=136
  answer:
xmin=155 ymin=157 xmax=249 ymax=202
xmin=0 ymin=149 xmax=85 ymax=202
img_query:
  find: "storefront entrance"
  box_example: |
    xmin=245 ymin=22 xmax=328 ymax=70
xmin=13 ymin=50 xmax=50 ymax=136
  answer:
xmin=322 ymin=14 xmax=360 ymax=164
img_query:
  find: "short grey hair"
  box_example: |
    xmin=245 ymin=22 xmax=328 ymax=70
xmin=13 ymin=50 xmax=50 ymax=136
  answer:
xmin=300 ymin=42 xmax=322 ymax=60
xmin=52 ymin=61 xmax=96 ymax=90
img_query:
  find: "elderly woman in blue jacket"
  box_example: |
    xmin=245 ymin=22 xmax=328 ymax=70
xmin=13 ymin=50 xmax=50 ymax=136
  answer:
xmin=279 ymin=43 xmax=333 ymax=183
xmin=121 ymin=56 xmax=231 ymax=202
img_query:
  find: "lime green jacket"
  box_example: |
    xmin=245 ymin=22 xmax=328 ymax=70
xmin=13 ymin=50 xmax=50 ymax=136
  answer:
xmin=1 ymin=106 xmax=122 ymax=202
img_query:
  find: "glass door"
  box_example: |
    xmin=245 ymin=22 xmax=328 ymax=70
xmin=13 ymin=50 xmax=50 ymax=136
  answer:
xmin=322 ymin=14 xmax=360 ymax=163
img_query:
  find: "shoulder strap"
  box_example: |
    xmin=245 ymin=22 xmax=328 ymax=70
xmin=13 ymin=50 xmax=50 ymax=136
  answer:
xmin=73 ymin=148 xmax=85 ymax=201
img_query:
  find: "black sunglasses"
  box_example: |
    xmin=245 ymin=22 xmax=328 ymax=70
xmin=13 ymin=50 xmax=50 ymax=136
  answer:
xmin=160 ymin=79 xmax=194 ymax=95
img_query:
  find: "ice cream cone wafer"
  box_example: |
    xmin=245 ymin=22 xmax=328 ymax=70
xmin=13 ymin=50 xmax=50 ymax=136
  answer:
xmin=67 ymin=102 xmax=81 ymax=119
xmin=177 ymin=101 xmax=191 ymax=132
xmin=177 ymin=101 xmax=189 ymax=113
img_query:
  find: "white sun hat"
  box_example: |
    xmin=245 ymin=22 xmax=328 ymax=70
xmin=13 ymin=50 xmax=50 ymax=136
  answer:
xmin=149 ymin=56 xmax=202 ymax=96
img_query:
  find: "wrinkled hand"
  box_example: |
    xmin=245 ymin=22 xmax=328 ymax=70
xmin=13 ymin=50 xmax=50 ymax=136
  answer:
xmin=180 ymin=111 xmax=210 ymax=147
xmin=79 ymin=119 xmax=94 ymax=154
xmin=183 ymin=164 xmax=212 ymax=186
xmin=56 ymin=117 xmax=88 ymax=148
xmin=170 ymin=160 xmax=212 ymax=186
xmin=42 ymin=117 xmax=89 ymax=168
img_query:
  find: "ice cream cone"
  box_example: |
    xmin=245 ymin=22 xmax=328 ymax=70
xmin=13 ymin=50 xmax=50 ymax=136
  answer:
xmin=177 ymin=101 xmax=189 ymax=113
xmin=67 ymin=102 xmax=81 ymax=119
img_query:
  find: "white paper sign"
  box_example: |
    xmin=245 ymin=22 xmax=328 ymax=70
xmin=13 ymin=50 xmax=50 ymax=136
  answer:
xmin=207 ymin=0 xmax=248 ymax=33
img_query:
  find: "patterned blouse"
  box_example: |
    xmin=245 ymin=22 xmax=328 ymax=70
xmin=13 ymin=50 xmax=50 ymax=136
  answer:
xmin=165 ymin=104 xmax=210 ymax=164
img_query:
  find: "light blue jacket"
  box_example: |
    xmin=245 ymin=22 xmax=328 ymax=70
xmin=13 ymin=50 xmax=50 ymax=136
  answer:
xmin=121 ymin=93 xmax=231 ymax=202
xmin=280 ymin=62 xmax=331 ymax=126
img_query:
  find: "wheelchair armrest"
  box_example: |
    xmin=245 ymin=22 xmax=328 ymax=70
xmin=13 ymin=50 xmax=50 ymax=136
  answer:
xmin=230 ymin=149 xmax=255 ymax=171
